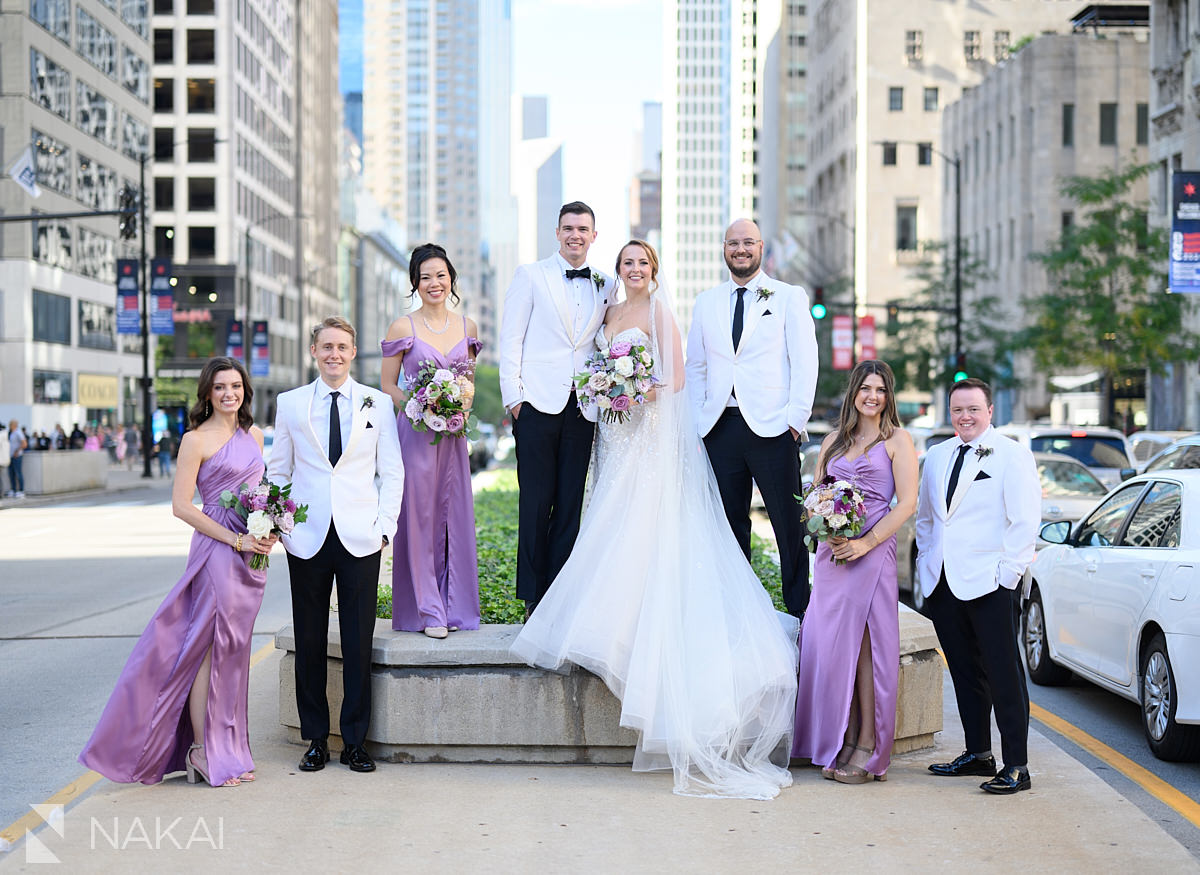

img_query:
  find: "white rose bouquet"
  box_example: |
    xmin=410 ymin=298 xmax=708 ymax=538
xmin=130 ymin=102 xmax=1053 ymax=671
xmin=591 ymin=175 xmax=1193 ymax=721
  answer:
xmin=573 ymin=339 xmax=660 ymax=424
xmin=219 ymin=476 xmax=308 ymax=570
xmin=404 ymin=359 xmax=478 ymax=446
xmin=798 ymin=475 xmax=868 ymax=566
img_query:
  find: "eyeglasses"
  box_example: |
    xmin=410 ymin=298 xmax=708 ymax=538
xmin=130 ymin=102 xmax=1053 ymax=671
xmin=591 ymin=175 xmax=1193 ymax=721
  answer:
xmin=724 ymin=238 xmax=761 ymax=249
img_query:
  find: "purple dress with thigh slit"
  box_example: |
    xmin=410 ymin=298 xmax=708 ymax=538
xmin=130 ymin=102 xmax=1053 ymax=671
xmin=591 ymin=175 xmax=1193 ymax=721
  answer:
xmin=79 ymin=429 xmax=268 ymax=787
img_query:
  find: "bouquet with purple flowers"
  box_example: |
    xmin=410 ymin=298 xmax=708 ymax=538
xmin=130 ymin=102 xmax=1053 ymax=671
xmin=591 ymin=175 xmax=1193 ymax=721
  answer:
xmin=219 ymin=476 xmax=308 ymax=570
xmin=574 ymin=339 xmax=660 ymax=424
xmin=799 ymin=475 xmax=868 ymax=566
xmin=403 ymin=359 xmax=478 ymax=446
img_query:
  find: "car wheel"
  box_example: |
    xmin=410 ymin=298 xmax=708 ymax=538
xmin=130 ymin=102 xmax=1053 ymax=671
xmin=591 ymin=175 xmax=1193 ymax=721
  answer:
xmin=909 ymin=549 xmax=925 ymax=613
xmin=1140 ymin=634 xmax=1200 ymax=762
xmin=1023 ymin=588 xmax=1071 ymax=686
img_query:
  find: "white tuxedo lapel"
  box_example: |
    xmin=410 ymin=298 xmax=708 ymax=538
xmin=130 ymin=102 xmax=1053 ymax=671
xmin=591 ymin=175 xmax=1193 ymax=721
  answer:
xmin=302 ymin=380 xmax=331 ymax=467
xmin=341 ymin=379 xmax=368 ymax=462
xmin=737 ymin=284 xmax=771 ymax=354
xmin=540 ymin=259 xmax=573 ymax=340
xmin=719 ymin=282 xmax=735 ymax=354
xmin=948 ymin=449 xmax=983 ymax=517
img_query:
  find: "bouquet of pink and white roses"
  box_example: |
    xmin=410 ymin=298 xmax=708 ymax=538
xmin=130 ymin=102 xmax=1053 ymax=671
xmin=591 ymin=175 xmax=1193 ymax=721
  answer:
xmin=799 ymin=475 xmax=868 ymax=565
xmin=404 ymin=359 xmax=478 ymax=445
xmin=219 ymin=476 xmax=308 ymax=570
xmin=574 ymin=340 xmax=660 ymax=424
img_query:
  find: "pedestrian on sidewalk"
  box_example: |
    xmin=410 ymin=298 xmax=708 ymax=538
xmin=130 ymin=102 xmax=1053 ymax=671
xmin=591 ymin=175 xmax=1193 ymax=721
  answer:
xmin=156 ymin=430 xmax=175 ymax=478
xmin=7 ymin=420 xmax=27 ymax=498
xmin=123 ymin=423 xmax=141 ymax=470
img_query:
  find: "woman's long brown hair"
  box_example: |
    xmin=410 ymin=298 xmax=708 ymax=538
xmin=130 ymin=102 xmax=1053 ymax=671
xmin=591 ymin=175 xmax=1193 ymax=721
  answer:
xmin=818 ymin=359 xmax=901 ymax=481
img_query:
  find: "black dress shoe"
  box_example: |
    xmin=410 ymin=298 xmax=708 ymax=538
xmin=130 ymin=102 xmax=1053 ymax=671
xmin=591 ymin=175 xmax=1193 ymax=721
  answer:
xmin=340 ymin=744 xmax=376 ymax=772
xmin=981 ymin=765 xmax=1031 ymax=795
xmin=928 ymin=750 xmax=997 ymax=777
xmin=299 ymin=738 xmax=329 ymax=772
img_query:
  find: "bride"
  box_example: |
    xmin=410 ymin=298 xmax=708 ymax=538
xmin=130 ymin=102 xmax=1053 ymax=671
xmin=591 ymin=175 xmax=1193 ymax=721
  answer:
xmin=511 ymin=239 xmax=800 ymax=799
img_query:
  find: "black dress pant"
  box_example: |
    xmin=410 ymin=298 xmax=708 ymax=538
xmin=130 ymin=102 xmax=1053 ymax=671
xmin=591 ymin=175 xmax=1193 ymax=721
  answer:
xmin=925 ymin=577 xmax=1030 ymax=767
xmin=287 ymin=521 xmax=381 ymax=746
xmin=513 ymin=400 xmax=595 ymax=607
xmin=703 ymin=407 xmax=809 ymax=618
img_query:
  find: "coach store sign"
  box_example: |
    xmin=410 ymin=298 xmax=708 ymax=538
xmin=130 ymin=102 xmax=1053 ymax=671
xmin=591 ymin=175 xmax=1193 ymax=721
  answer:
xmin=79 ymin=374 xmax=120 ymax=409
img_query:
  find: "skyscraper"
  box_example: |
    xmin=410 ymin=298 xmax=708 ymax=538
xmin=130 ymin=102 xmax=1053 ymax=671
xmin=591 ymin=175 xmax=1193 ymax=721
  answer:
xmin=513 ymin=96 xmax=564 ymax=265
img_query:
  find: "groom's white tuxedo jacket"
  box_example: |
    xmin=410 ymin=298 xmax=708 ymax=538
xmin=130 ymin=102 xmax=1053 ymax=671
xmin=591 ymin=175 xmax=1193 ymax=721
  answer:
xmin=915 ymin=425 xmax=1041 ymax=602
xmin=685 ymin=274 xmax=818 ymax=438
xmin=499 ymin=255 xmax=612 ymax=419
xmin=267 ymin=377 xmax=404 ymax=560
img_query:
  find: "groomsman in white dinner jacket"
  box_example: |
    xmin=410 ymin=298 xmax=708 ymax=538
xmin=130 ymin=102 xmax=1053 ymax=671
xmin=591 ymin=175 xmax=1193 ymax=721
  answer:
xmin=499 ymin=201 xmax=612 ymax=614
xmin=916 ymin=377 xmax=1040 ymax=795
xmin=685 ymin=218 xmax=818 ymax=618
xmin=268 ymin=316 xmax=403 ymax=774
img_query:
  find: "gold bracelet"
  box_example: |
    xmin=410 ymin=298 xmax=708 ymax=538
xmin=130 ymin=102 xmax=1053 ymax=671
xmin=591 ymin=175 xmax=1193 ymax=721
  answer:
xmin=235 ymin=533 xmax=243 ymax=552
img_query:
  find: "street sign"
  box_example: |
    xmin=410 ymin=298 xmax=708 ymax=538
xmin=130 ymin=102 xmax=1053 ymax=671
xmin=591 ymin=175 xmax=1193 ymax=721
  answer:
xmin=1169 ymin=170 xmax=1200 ymax=294
xmin=251 ymin=320 xmax=269 ymax=377
xmin=832 ymin=314 xmax=853 ymax=370
xmin=150 ymin=259 xmax=174 ymax=335
xmin=859 ymin=315 xmax=876 ymax=361
xmin=116 ymin=258 xmax=139 ymax=334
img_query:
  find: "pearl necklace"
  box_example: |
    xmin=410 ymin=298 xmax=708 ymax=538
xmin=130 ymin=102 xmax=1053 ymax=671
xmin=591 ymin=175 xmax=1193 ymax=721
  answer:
xmin=422 ymin=312 xmax=451 ymax=335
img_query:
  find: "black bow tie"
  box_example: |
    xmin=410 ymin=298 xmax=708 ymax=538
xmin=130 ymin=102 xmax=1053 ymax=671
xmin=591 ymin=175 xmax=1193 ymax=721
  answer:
xmin=565 ymin=268 xmax=591 ymax=280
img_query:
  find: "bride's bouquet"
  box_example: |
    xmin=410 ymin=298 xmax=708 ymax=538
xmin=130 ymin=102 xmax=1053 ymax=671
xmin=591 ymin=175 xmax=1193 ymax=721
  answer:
xmin=404 ymin=359 xmax=478 ymax=445
xmin=220 ymin=476 xmax=308 ymax=570
xmin=574 ymin=340 xmax=660 ymax=424
xmin=799 ymin=475 xmax=868 ymax=565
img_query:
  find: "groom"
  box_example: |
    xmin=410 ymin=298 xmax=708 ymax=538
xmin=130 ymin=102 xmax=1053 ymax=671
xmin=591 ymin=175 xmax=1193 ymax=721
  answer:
xmin=268 ymin=316 xmax=404 ymax=773
xmin=685 ymin=218 xmax=818 ymax=618
xmin=499 ymin=201 xmax=612 ymax=614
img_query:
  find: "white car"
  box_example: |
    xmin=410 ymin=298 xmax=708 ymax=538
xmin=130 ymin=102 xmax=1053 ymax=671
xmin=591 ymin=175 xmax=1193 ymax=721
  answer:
xmin=1024 ymin=470 xmax=1200 ymax=761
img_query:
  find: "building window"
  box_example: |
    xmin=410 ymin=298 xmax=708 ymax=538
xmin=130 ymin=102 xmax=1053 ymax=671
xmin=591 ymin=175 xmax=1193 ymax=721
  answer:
xmin=1136 ymin=103 xmax=1149 ymax=145
xmin=34 ymin=369 xmax=74 ymax=404
xmin=923 ymin=86 xmax=938 ymax=112
xmin=1099 ymin=103 xmax=1118 ymax=146
xmin=32 ymin=129 xmax=71 ymax=195
xmin=994 ymin=30 xmax=1010 ymax=62
xmin=187 ymin=29 xmax=215 ymax=63
xmin=153 ymin=0 xmax=172 ymax=13
xmin=918 ymin=142 xmax=932 ymax=166
xmin=30 ymin=49 xmax=71 ymax=120
xmin=77 ymin=83 xmax=117 ymax=145
xmin=187 ymin=0 xmax=214 ymax=13
xmin=190 ymin=226 xmax=216 ymax=258
xmin=33 ymin=290 xmax=72 ymax=344
xmin=78 ymin=153 xmax=118 ymax=210
xmin=188 ymin=129 xmax=217 ymax=162
xmin=33 ymin=220 xmax=72 ymax=270
xmin=78 ymin=9 xmax=118 ymax=78
xmin=964 ymin=30 xmax=981 ymax=61
xmin=154 ymin=29 xmax=173 ymax=63
xmin=1062 ymin=103 xmax=1074 ymax=148
xmin=121 ymin=0 xmax=149 ymax=39
xmin=888 ymin=87 xmax=903 ymax=112
xmin=154 ymin=177 xmax=174 ymax=210
xmin=896 ymin=206 xmax=917 ymax=251
xmin=1061 ymin=211 xmax=1074 ymax=233
xmin=154 ymin=78 xmax=174 ymax=112
xmin=155 ymin=226 xmax=175 ymax=258
xmin=79 ymin=300 xmax=117 ymax=350
xmin=122 ymin=48 xmax=150 ymax=103
xmin=30 ymin=0 xmax=70 ymax=42
xmin=187 ymin=78 xmax=216 ymax=112
xmin=188 ymin=177 xmax=215 ymax=211
xmin=155 ymin=128 xmax=175 ymax=161
xmin=882 ymin=141 xmax=897 ymax=166
xmin=121 ymin=112 xmax=149 ymax=161
xmin=905 ymin=30 xmax=923 ymax=63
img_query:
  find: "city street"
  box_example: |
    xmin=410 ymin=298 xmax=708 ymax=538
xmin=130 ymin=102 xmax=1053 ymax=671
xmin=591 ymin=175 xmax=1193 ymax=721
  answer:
xmin=1 ymin=484 xmax=1199 ymax=863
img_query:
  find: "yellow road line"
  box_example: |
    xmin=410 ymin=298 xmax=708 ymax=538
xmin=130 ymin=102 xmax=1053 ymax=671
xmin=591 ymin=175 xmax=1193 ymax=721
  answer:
xmin=1 ymin=638 xmax=279 ymax=849
xmin=1030 ymin=702 xmax=1200 ymax=830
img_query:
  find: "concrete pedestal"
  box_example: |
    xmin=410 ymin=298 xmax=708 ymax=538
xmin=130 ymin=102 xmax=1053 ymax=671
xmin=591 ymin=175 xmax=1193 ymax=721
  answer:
xmin=21 ymin=450 xmax=106 ymax=494
xmin=276 ymin=606 xmax=942 ymax=763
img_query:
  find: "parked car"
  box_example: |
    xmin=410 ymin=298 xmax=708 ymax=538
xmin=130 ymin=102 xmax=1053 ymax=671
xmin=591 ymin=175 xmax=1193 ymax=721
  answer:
xmin=1128 ymin=430 xmax=1193 ymax=470
xmin=907 ymin=425 xmax=959 ymax=455
xmin=1142 ymin=434 xmax=1200 ymax=474
xmin=1023 ymin=470 xmax=1200 ymax=761
xmin=469 ymin=423 xmax=497 ymax=474
xmin=897 ymin=452 xmax=1107 ymax=612
xmin=994 ymin=424 xmax=1135 ymax=489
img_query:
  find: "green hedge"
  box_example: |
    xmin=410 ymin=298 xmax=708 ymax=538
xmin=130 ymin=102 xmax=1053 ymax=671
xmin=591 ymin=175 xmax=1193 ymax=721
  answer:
xmin=377 ymin=468 xmax=786 ymax=622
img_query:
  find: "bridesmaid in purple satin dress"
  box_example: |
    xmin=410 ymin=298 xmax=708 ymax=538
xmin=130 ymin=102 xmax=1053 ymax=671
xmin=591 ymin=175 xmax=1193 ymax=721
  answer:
xmin=792 ymin=360 xmax=919 ymax=783
xmin=381 ymin=243 xmax=481 ymax=639
xmin=80 ymin=357 xmax=277 ymax=787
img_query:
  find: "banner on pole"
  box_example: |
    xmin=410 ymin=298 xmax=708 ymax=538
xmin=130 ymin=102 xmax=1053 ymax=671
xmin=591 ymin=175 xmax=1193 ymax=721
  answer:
xmin=150 ymin=259 xmax=174 ymax=335
xmin=251 ymin=320 xmax=269 ymax=377
xmin=1170 ymin=171 xmax=1200 ymax=294
xmin=226 ymin=319 xmax=244 ymax=360
xmin=832 ymin=314 xmax=853 ymax=371
xmin=859 ymin=315 xmax=877 ymax=361
xmin=116 ymin=258 xmax=139 ymax=334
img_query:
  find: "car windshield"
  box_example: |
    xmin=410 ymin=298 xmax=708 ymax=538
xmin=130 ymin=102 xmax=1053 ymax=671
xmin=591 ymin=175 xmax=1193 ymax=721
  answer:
xmin=1038 ymin=459 xmax=1107 ymax=497
xmin=1029 ymin=436 xmax=1129 ymax=469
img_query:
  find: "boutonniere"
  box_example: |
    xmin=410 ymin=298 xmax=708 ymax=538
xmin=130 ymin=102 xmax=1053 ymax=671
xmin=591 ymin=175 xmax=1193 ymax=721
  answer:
xmin=756 ymin=287 xmax=774 ymax=304
xmin=361 ymin=396 xmax=375 ymax=411
xmin=591 ymin=271 xmax=605 ymax=290
xmin=974 ymin=445 xmax=993 ymax=461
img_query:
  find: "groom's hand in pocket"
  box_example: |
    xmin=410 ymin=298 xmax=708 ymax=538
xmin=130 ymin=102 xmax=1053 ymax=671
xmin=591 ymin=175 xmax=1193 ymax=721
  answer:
xmin=511 ymin=403 xmax=523 ymax=420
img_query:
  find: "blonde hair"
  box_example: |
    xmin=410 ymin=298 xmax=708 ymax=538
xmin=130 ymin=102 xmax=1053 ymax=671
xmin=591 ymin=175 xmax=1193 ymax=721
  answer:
xmin=310 ymin=315 xmax=357 ymax=346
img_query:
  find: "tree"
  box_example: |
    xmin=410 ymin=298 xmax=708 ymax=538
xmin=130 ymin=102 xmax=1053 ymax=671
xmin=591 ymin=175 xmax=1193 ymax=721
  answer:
xmin=470 ymin=363 xmax=506 ymax=427
xmin=886 ymin=241 xmax=1019 ymax=393
xmin=1023 ymin=163 xmax=1200 ymax=428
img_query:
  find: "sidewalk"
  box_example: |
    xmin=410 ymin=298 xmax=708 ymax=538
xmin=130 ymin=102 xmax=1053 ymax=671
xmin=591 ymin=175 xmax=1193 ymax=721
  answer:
xmin=0 ymin=464 xmax=171 ymax=510
xmin=4 ymin=648 xmax=1195 ymax=871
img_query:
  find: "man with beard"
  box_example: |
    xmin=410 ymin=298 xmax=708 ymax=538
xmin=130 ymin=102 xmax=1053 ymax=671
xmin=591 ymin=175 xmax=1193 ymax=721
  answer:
xmin=685 ymin=218 xmax=818 ymax=618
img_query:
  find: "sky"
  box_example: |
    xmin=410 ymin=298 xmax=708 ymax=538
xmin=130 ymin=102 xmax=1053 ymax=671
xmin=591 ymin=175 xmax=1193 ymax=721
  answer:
xmin=510 ymin=0 xmax=663 ymax=271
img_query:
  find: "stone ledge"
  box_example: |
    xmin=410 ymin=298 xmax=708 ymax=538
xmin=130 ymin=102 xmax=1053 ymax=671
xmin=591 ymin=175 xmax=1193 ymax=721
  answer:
xmin=275 ymin=606 xmax=942 ymax=763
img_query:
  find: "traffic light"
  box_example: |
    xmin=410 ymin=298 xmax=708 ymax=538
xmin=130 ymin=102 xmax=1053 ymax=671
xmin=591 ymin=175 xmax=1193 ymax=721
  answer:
xmin=886 ymin=301 xmax=900 ymax=335
xmin=952 ymin=352 xmax=968 ymax=383
xmin=811 ymin=286 xmax=827 ymax=320
xmin=118 ymin=185 xmax=138 ymax=240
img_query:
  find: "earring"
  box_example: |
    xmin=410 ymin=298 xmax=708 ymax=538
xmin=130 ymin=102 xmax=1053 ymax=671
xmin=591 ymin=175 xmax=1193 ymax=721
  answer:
xmin=205 ymin=401 xmax=212 ymax=418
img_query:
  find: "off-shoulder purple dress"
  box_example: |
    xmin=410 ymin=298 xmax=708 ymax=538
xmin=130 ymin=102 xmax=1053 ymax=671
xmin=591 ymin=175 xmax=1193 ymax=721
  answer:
xmin=381 ymin=318 xmax=481 ymax=632
xmin=79 ymin=429 xmax=268 ymax=786
xmin=792 ymin=440 xmax=900 ymax=778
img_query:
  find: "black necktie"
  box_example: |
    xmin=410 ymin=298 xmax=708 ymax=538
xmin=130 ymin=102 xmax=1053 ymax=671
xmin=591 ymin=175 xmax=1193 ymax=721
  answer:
xmin=732 ymin=287 xmax=747 ymax=350
xmin=328 ymin=391 xmax=342 ymax=466
xmin=945 ymin=443 xmax=971 ymax=509
xmin=565 ymin=268 xmax=590 ymax=280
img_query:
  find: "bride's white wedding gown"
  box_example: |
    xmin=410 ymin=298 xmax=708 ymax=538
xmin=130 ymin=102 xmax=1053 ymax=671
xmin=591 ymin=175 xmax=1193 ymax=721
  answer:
xmin=511 ymin=312 xmax=800 ymax=800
